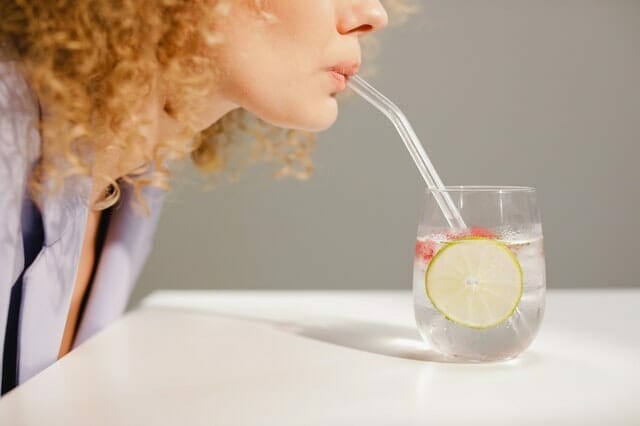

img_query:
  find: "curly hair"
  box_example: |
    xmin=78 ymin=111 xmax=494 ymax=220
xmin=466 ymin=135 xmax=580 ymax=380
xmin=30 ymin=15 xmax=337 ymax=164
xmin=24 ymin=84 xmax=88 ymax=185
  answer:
xmin=0 ymin=0 xmax=416 ymax=211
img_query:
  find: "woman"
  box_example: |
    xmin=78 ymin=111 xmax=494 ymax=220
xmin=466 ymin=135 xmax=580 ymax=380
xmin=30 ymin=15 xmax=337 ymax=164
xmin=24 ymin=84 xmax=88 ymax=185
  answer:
xmin=0 ymin=0 xmax=404 ymax=393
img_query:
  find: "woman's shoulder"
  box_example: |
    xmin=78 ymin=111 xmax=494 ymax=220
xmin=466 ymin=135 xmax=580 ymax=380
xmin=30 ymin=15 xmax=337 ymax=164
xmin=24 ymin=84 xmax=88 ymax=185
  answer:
xmin=0 ymin=57 xmax=41 ymax=294
xmin=0 ymin=58 xmax=39 ymax=114
xmin=0 ymin=57 xmax=42 ymax=189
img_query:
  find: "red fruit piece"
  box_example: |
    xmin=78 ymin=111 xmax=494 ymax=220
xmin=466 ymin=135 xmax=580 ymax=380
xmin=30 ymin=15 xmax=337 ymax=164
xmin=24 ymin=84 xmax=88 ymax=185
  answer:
xmin=446 ymin=226 xmax=496 ymax=241
xmin=469 ymin=226 xmax=496 ymax=239
xmin=415 ymin=239 xmax=436 ymax=263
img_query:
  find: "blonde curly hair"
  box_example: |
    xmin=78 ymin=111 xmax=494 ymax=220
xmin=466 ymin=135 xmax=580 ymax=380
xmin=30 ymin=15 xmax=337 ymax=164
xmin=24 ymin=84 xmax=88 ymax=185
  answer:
xmin=0 ymin=0 xmax=415 ymax=211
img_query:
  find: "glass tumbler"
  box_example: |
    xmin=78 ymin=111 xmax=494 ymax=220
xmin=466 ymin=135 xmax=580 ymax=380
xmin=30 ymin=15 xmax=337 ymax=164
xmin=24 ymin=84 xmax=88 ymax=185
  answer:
xmin=413 ymin=186 xmax=546 ymax=362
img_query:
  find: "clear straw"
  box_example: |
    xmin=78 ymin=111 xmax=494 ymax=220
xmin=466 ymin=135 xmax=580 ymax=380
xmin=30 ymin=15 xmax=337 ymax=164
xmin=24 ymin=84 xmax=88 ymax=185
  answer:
xmin=347 ymin=75 xmax=467 ymax=229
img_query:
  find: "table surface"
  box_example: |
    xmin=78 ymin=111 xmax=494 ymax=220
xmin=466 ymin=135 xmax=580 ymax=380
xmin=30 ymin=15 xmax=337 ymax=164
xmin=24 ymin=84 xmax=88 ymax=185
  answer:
xmin=1 ymin=289 xmax=639 ymax=426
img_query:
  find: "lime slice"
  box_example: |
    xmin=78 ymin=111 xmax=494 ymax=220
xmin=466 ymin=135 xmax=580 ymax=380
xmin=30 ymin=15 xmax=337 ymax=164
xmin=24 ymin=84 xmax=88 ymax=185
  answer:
xmin=425 ymin=238 xmax=523 ymax=329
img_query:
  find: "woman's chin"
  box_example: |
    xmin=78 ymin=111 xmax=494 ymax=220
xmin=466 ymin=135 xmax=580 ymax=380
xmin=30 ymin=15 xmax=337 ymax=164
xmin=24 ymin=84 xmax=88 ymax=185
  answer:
xmin=293 ymin=97 xmax=339 ymax=132
xmin=254 ymin=96 xmax=338 ymax=132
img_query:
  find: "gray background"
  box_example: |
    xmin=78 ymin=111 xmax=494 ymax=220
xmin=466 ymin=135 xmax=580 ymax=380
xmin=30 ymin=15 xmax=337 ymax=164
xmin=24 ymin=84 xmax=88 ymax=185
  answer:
xmin=131 ymin=0 xmax=640 ymax=306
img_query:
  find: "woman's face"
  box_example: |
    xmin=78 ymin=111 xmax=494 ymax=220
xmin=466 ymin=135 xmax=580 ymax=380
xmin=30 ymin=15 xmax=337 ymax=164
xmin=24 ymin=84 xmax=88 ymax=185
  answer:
xmin=211 ymin=0 xmax=389 ymax=132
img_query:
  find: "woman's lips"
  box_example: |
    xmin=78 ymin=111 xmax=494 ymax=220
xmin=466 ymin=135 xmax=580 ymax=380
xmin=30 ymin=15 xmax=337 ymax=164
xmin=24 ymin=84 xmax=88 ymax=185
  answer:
xmin=329 ymin=70 xmax=348 ymax=91
xmin=327 ymin=62 xmax=359 ymax=93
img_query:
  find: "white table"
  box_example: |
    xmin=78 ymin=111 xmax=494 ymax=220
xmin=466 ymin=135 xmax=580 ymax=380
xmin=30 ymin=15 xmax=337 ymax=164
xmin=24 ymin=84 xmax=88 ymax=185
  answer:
xmin=1 ymin=289 xmax=639 ymax=425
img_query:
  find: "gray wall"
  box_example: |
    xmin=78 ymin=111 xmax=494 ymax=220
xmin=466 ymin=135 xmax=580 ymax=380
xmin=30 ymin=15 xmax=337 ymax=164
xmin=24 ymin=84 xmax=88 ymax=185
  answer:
xmin=131 ymin=0 xmax=640 ymax=306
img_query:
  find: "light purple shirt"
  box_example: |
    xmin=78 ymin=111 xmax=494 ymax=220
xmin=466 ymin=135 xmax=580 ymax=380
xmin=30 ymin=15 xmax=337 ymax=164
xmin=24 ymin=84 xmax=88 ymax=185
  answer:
xmin=0 ymin=59 xmax=165 ymax=386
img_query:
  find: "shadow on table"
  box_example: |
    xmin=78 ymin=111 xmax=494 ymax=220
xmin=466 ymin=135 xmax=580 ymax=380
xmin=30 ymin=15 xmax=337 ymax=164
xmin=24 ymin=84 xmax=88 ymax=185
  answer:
xmin=276 ymin=319 xmax=541 ymax=366
xmin=149 ymin=305 xmax=463 ymax=363
xmin=275 ymin=319 xmax=461 ymax=363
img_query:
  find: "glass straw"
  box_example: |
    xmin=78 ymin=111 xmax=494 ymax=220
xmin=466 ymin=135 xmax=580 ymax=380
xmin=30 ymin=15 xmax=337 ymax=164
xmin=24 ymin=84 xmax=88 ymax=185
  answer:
xmin=347 ymin=75 xmax=467 ymax=230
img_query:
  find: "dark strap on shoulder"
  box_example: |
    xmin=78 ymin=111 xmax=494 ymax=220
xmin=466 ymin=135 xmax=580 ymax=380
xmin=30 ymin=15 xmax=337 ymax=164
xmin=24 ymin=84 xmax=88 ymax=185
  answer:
xmin=1 ymin=197 xmax=44 ymax=395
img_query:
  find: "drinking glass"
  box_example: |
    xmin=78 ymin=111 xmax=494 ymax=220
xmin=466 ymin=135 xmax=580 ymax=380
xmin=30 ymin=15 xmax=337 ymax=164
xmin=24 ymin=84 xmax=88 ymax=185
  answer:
xmin=413 ymin=186 xmax=546 ymax=362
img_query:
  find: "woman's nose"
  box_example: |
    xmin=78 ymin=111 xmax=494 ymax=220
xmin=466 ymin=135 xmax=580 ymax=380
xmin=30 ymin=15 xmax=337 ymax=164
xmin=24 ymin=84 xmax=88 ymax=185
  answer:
xmin=337 ymin=0 xmax=389 ymax=36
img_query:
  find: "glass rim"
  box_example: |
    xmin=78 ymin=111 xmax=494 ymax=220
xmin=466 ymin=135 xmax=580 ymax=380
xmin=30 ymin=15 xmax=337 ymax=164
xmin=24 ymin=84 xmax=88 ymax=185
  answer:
xmin=425 ymin=185 xmax=536 ymax=193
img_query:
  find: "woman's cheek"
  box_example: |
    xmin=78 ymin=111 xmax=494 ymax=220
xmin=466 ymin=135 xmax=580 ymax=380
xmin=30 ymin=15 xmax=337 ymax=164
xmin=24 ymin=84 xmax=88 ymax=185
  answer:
xmin=217 ymin=53 xmax=339 ymax=131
